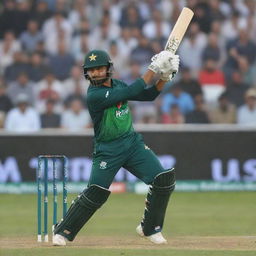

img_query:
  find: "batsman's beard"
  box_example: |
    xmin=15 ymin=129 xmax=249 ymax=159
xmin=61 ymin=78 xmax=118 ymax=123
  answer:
xmin=89 ymin=76 xmax=109 ymax=86
xmin=89 ymin=71 xmax=112 ymax=86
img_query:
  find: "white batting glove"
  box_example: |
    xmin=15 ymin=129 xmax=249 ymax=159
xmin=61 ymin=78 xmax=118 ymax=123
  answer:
xmin=160 ymin=54 xmax=180 ymax=81
xmin=148 ymin=50 xmax=174 ymax=73
xmin=148 ymin=51 xmax=179 ymax=77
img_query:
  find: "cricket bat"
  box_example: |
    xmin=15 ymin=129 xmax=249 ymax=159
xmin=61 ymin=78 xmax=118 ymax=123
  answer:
xmin=165 ymin=7 xmax=194 ymax=53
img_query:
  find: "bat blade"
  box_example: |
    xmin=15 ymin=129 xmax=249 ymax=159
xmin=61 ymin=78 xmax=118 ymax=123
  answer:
xmin=165 ymin=7 xmax=194 ymax=53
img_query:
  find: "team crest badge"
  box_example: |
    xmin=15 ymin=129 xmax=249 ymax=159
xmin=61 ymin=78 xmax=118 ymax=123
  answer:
xmin=100 ymin=161 xmax=107 ymax=169
xmin=89 ymin=53 xmax=97 ymax=61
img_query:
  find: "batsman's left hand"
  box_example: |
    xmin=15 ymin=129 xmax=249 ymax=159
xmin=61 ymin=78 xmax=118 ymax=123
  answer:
xmin=148 ymin=50 xmax=180 ymax=81
xmin=160 ymin=54 xmax=180 ymax=81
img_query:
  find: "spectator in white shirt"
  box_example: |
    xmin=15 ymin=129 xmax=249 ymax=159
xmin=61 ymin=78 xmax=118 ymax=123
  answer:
xmin=237 ymin=89 xmax=256 ymax=124
xmin=0 ymin=31 xmax=21 ymax=75
xmin=179 ymin=22 xmax=207 ymax=76
xmin=61 ymin=98 xmax=91 ymax=131
xmin=42 ymin=11 xmax=73 ymax=55
xmin=35 ymin=70 xmax=64 ymax=113
xmin=4 ymin=94 xmax=41 ymax=132
xmin=142 ymin=9 xmax=171 ymax=41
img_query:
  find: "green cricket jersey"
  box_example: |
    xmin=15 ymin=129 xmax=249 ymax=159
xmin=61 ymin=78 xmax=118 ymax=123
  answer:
xmin=86 ymin=78 xmax=160 ymax=143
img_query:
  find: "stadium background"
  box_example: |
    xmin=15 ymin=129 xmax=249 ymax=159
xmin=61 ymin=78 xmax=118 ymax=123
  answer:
xmin=0 ymin=1 xmax=256 ymax=255
xmin=0 ymin=0 xmax=256 ymax=192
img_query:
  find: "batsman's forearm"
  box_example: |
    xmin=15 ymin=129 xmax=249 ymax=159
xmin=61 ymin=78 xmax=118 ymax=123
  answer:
xmin=155 ymin=80 xmax=166 ymax=92
xmin=142 ymin=69 xmax=156 ymax=85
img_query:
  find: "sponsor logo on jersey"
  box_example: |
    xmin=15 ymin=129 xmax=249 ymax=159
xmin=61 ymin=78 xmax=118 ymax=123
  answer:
xmin=116 ymin=107 xmax=129 ymax=118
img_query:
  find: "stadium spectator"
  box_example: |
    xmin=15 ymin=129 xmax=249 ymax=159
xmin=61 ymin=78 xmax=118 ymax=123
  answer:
xmin=0 ymin=78 xmax=13 ymax=128
xmin=199 ymin=58 xmax=226 ymax=107
xmin=209 ymin=92 xmax=236 ymax=124
xmin=71 ymin=19 xmax=90 ymax=62
xmin=0 ymin=0 xmax=18 ymax=38
xmin=40 ymin=99 xmax=61 ymax=128
xmin=35 ymin=70 xmax=64 ymax=113
xmin=237 ymin=56 xmax=256 ymax=86
xmin=19 ymin=20 xmax=43 ymax=53
xmin=225 ymin=70 xmax=250 ymax=107
xmin=55 ymin=0 xmax=70 ymax=15
xmin=210 ymin=20 xmax=226 ymax=49
xmin=63 ymin=65 xmax=89 ymax=105
xmin=0 ymin=31 xmax=21 ymax=75
xmin=104 ymin=0 xmax=123 ymax=24
xmin=4 ymin=51 xmax=29 ymax=82
xmin=208 ymin=0 xmax=226 ymax=22
xmin=4 ymin=93 xmax=41 ymax=132
xmin=237 ymin=88 xmax=256 ymax=124
xmin=220 ymin=10 xmax=247 ymax=43
xmin=61 ymin=98 xmax=91 ymax=131
xmin=41 ymin=0 xmax=56 ymax=12
xmin=116 ymin=27 xmax=138 ymax=59
xmin=27 ymin=52 xmax=49 ymax=82
xmin=6 ymin=72 xmax=35 ymax=106
xmin=200 ymin=59 xmax=224 ymax=83
xmin=89 ymin=11 xmax=120 ymax=50
xmin=47 ymin=42 xmax=75 ymax=81
xmin=224 ymin=28 xmax=256 ymax=79
xmin=122 ymin=60 xmax=142 ymax=85
xmin=119 ymin=4 xmax=144 ymax=29
xmin=201 ymin=32 xmax=222 ymax=64
xmin=108 ymin=41 xmax=129 ymax=78
xmin=173 ymin=67 xmax=202 ymax=98
xmin=161 ymin=84 xmax=195 ymax=115
xmin=30 ymin=1 xmax=52 ymax=29
xmin=42 ymin=11 xmax=73 ymax=54
xmin=151 ymin=39 xmax=163 ymax=56
xmin=193 ymin=2 xmax=213 ymax=34
xmin=161 ymin=104 xmax=184 ymax=124
xmin=0 ymin=0 xmax=255 ymax=127
xmin=179 ymin=22 xmax=207 ymax=76
xmin=130 ymin=34 xmax=153 ymax=68
xmin=68 ymin=0 xmax=94 ymax=30
xmin=142 ymin=9 xmax=171 ymax=42
xmin=185 ymin=94 xmax=210 ymax=124
xmin=13 ymin=0 xmax=32 ymax=37
xmin=34 ymin=40 xmax=48 ymax=58
xmin=0 ymin=79 xmax=13 ymax=114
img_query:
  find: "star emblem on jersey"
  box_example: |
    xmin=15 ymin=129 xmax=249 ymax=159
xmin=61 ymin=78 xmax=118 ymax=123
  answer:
xmin=144 ymin=145 xmax=150 ymax=150
xmin=89 ymin=54 xmax=97 ymax=61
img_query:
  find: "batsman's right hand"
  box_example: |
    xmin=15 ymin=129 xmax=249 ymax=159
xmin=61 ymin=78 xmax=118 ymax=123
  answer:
xmin=148 ymin=50 xmax=179 ymax=75
xmin=148 ymin=51 xmax=180 ymax=81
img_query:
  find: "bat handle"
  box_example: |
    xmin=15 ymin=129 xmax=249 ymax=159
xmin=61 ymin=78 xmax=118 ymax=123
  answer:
xmin=170 ymin=71 xmax=177 ymax=80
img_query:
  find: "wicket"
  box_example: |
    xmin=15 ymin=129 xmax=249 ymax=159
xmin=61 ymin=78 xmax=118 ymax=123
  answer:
xmin=37 ymin=155 xmax=68 ymax=242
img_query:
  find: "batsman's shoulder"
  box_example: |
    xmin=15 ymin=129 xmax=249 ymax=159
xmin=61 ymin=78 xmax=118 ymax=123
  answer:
xmin=87 ymin=86 xmax=108 ymax=103
xmin=112 ymin=78 xmax=128 ymax=88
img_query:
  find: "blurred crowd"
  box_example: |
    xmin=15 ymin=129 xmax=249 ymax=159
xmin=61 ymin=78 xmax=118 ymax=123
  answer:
xmin=0 ymin=0 xmax=256 ymax=132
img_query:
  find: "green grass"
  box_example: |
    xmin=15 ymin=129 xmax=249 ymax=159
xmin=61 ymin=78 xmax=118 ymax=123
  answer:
xmin=0 ymin=192 xmax=256 ymax=256
xmin=2 ymin=249 xmax=256 ymax=256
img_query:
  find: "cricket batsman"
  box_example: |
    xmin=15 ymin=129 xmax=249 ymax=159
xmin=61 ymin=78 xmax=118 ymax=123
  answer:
xmin=52 ymin=49 xmax=180 ymax=245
